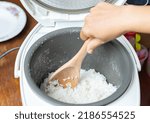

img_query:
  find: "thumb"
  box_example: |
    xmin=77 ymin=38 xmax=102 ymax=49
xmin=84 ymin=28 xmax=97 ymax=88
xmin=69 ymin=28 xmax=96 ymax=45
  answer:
xmin=87 ymin=38 xmax=105 ymax=54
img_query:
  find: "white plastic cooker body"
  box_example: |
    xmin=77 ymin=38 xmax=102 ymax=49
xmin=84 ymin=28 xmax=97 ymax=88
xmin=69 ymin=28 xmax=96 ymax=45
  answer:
xmin=14 ymin=0 xmax=141 ymax=106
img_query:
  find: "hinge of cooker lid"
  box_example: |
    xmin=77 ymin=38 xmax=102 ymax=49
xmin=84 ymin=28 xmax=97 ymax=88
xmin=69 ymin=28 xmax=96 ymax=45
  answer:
xmin=36 ymin=11 xmax=70 ymax=27
xmin=48 ymin=11 xmax=87 ymax=21
xmin=26 ymin=1 xmax=69 ymax=27
xmin=21 ymin=0 xmax=87 ymax=27
xmin=40 ymin=11 xmax=87 ymax=27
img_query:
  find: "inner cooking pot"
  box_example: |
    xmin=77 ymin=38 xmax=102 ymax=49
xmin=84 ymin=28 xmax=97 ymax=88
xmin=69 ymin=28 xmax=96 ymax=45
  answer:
xmin=24 ymin=27 xmax=133 ymax=106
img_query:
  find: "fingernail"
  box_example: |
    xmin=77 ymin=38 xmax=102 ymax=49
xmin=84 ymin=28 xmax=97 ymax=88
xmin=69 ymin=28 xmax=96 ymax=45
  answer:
xmin=87 ymin=49 xmax=93 ymax=54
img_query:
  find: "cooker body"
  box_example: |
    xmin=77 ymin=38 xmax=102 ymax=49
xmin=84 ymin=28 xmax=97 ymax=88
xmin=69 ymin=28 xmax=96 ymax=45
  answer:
xmin=24 ymin=27 xmax=134 ymax=105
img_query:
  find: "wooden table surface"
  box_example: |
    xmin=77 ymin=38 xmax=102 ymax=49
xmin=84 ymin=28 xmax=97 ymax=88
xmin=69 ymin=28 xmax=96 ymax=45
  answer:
xmin=0 ymin=0 xmax=150 ymax=106
xmin=0 ymin=0 xmax=37 ymax=105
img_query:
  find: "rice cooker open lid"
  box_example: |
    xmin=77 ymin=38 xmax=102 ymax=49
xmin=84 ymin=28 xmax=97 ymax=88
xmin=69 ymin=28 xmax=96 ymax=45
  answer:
xmin=20 ymin=0 xmax=127 ymax=26
xmin=33 ymin=0 xmax=118 ymax=12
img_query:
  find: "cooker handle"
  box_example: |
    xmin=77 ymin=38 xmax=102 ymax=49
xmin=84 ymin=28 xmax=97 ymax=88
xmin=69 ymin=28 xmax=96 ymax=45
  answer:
xmin=118 ymin=36 xmax=141 ymax=71
xmin=14 ymin=31 xmax=31 ymax=78
xmin=14 ymin=36 xmax=29 ymax=78
xmin=14 ymin=44 xmax=23 ymax=78
xmin=15 ymin=24 xmax=42 ymax=78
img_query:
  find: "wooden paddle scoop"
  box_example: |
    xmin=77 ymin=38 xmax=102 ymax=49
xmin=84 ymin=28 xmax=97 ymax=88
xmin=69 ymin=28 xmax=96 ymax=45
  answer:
xmin=49 ymin=39 xmax=91 ymax=88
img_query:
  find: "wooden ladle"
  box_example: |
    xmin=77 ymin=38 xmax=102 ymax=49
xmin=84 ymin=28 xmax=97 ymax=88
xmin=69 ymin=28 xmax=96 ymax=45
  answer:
xmin=49 ymin=39 xmax=91 ymax=88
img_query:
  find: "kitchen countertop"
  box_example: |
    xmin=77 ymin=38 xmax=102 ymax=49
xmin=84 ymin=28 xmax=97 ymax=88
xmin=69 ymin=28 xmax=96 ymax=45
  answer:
xmin=0 ymin=0 xmax=36 ymax=106
xmin=0 ymin=0 xmax=150 ymax=106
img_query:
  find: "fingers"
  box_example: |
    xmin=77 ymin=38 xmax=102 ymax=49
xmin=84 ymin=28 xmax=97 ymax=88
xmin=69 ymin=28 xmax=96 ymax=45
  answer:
xmin=87 ymin=38 xmax=105 ymax=54
xmin=80 ymin=26 xmax=93 ymax=41
xmin=80 ymin=29 xmax=88 ymax=41
xmin=80 ymin=14 xmax=93 ymax=41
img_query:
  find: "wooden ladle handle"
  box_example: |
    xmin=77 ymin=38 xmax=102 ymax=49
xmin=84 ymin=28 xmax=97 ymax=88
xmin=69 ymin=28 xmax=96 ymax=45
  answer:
xmin=69 ymin=38 xmax=91 ymax=67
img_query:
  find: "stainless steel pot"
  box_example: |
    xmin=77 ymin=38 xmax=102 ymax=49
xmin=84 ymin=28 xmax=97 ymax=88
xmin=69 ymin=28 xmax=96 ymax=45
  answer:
xmin=24 ymin=27 xmax=133 ymax=106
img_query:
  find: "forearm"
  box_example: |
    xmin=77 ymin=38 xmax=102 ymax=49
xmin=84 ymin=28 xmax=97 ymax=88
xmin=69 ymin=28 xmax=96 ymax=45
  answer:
xmin=125 ymin=5 xmax=150 ymax=33
xmin=80 ymin=2 xmax=150 ymax=52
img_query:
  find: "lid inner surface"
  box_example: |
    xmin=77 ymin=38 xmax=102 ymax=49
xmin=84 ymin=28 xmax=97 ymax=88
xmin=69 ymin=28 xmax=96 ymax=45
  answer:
xmin=34 ymin=0 xmax=117 ymax=11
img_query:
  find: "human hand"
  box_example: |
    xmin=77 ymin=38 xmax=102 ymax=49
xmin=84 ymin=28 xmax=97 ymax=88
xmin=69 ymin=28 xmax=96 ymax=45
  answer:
xmin=80 ymin=2 xmax=129 ymax=53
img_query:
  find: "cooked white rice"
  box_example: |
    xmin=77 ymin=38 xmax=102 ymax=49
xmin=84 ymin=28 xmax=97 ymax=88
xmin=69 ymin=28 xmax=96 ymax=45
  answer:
xmin=40 ymin=69 xmax=117 ymax=104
